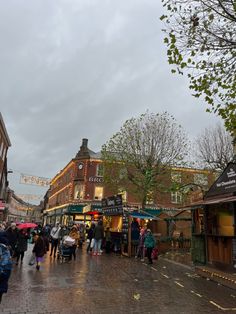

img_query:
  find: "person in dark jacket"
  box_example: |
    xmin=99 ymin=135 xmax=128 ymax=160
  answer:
xmin=92 ymin=220 xmax=104 ymax=256
xmin=15 ymin=229 xmax=30 ymax=265
xmin=0 ymin=231 xmax=12 ymax=303
xmin=86 ymin=223 xmax=95 ymax=253
xmin=32 ymin=232 xmax=45 ymax=270
xmin=5 ymin=223 xmax=18 ymax=257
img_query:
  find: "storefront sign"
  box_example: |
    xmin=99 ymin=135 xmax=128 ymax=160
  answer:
xmin=102 ymin=195 xmax=123 ymax=216
xmin=206 ymin=163 xmax=236 ymax=197
xmin=88 ymin=176 xmax=103 ymax=183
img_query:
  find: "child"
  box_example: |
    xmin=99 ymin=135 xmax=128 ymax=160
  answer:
xmin=144 ymin=229 xmax=156 ymax=264
xmin=32 ymin=232 xmax=45 ymax=270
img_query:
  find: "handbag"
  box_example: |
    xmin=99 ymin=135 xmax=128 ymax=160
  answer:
xmin=28 ymin=253 xmax=36 ymax=266
xmin=90 ymin=238 xmax=95 ymax=249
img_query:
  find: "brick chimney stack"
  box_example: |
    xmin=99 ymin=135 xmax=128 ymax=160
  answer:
xmin=76 ymin=138 xmax=90 ymax=158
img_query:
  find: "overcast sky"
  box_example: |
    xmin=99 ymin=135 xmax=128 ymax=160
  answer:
xmin=1 ymin=0 xmax=220 ymax=202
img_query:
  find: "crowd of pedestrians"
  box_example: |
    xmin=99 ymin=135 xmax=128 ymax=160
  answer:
xmin=0 ymin=219 xmax=157 ymax=303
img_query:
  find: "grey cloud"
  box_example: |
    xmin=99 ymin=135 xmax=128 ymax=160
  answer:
xmin=1 ymin=0 xmax=220 ymax=201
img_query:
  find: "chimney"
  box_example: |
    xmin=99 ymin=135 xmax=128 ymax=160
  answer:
xmin=76 ymin=138 xmax=90 ymax=157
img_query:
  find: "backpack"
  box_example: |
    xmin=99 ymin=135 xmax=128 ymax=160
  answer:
xmin=0 ymin=243 xmax=13 ymax=273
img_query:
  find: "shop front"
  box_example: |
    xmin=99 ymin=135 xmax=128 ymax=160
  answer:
xmin=102 ymin=195 xmax=125 ymax=254
xmin=102 ymin=195 xmax=158 ymax=257
xmin=192 ymin=162 xmax=236 ymax=270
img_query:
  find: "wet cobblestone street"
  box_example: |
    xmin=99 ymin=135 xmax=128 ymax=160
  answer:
xmin=0 ymin=245 xmax=236 ymax=314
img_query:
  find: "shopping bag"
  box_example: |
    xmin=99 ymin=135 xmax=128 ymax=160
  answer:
xmin=90 ymin=238 xmax=95 ymax=249
xmin=151 ymin=247 xmax=158 ymax=260
xmin=28 ymin=253 xmax=36 ymax=266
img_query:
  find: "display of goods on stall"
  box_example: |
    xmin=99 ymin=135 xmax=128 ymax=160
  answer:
xmin=122 ymin=211 xmax=129 ymax=244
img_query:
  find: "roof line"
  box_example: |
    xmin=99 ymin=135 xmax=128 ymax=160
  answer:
xmin=0 ymin=113 xmax=11 ymax=146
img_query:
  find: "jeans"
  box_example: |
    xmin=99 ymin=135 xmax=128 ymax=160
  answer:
xmin=50 ymin=239 xmax=59 ymax=257
xmin=16 ymin=251 xmax=25 ymax=263
xmin=93 ymin=239 xmax=102 ymax=253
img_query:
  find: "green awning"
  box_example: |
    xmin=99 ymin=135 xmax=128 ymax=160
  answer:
xmin=67 ymin=204 xmax=84 ymax=214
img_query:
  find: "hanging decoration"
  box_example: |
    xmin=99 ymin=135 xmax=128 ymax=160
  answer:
xmin=19 ymin=174 xmax=51 ymax=187
xmin=16 ymin=194 xmax=43 ymax=201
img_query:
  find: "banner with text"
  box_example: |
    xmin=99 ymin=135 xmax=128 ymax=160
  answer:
xmin=20 ymin=174 xmax=51 ymax=187
xmin=16 ymin=194 xmax=43 ymax=201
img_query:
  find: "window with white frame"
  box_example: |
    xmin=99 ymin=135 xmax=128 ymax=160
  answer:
xmin=171 ymin=191 xmax=182 ymax=204
xmin=171 ymin=171 xmax=182 ymax=183
xmin=74 ymin=183 xmax=84 ymax=199
xmin=94 ymin=186 xmax=103 ymax=200
xmin=194 ymin=173 xmax=208 ymax=187
xmin=118 ymin=189 xmax=127 ymax=203
xmin=146 ymin=190 xmax=154 ymax=205
xmin=96 ymin=163 xmax=104 ymax=177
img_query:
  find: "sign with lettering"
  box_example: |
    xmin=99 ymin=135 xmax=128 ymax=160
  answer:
xmin=20 ymin=174 xmax=51 ymax=187
xmin=102 ymin=195 xmax=123 ymax=216
xmin=205 ymin=163 xmax=236 ymax=197
xmin=88 ymin=176 xmax=103 ymax=183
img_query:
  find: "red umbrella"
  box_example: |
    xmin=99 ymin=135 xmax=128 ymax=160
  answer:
xmin=17 ymin=222 xmax=37 ymax=229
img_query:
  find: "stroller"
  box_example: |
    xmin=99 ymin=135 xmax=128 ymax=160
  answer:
xmin=57 ymin=243 xmax=71 ymax=263
xmin=57 ymin=236 xmax=75 ymax=263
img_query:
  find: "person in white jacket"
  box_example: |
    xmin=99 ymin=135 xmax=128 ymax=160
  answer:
xmin=50 ymin=223 xmax=61 ymax=258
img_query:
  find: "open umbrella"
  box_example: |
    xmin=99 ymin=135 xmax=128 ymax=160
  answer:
xmin=17 ymin=222 xmax=37 ymax=229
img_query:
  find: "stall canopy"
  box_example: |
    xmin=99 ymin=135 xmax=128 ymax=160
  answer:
xmin=129 ymin=212 xmax=159 ymax=220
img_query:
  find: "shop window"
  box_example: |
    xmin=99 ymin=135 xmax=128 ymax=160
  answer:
xmin=171 ymin=171 xmax=182 ymax=183
xmin=118 ymin=189 xmax=127 ymax=203
xmin=207 ymin=205 xmax=233 ymax=236
xmin=194 ymin=173 xmax=208 ymax=187
xmin=171 ymin=191 xmax=182 ymax=204
xmin=74 ymin=183 xmax=84 ymax=200
xmin=146 ymin=190 xmax=154 ymax=205
xmin=119 ymin=167 xmax=127 ymax=180
xmin=94 ymin=186 xmax=103 ymax=200
xmin=96 ymin=164 xmax=104 ymax=177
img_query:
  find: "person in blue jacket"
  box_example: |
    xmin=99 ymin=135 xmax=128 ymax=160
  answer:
xmin=144 ymin=229 xmax=156 ymax=264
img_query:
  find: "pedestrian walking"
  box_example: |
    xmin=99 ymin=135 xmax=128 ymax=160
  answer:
xmin=86 ymin=223 xmax=95 ymax=253
xmin=0 ymin=231 xmax=12 ymax=303
xmin=92 ymin=220 xmax=104 ymax=256
xmin=32 ymin=232 xmax=45 ymax=270
xmin=144 ymin=229 xmax=156 ymax=264
xmin=105 ymin=227 xmax=112 ymax=254
xmin=5 ymin=223 xmax=18 ymax=257
xmin=50 ymin=223 xmax=61 ymax=258
xmin=15 ymin=229 xmax=30 ymax=265
xmin=68 ymin=226 xmax=79 ymax=261
xmin=135 ymin=227 xmax=146 ymax=261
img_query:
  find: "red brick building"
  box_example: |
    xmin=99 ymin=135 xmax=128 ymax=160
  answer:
xmin=45 ymin=138 xmax=215 ymax=226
